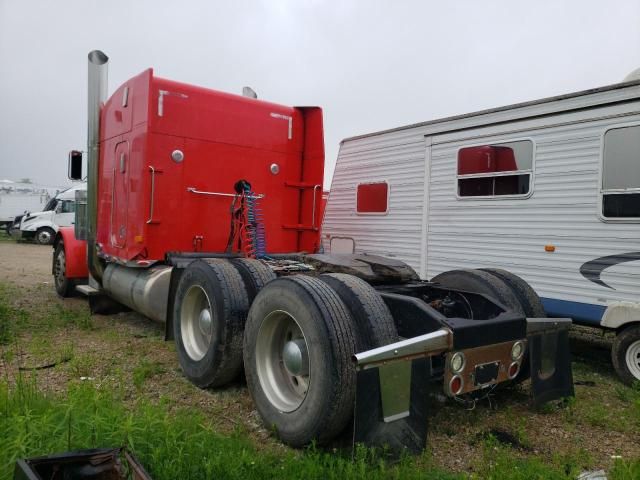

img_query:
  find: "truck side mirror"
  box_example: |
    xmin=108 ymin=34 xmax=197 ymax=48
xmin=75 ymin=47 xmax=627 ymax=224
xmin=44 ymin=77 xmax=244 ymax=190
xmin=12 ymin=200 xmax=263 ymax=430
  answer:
xmin=68 ymin=150 xmax=83 ymax=180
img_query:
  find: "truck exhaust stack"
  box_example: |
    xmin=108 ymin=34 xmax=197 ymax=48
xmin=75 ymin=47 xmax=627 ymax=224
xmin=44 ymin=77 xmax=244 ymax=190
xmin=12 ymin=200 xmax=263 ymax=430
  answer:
xmin=86 ymin=50 xmax=108 ymax=282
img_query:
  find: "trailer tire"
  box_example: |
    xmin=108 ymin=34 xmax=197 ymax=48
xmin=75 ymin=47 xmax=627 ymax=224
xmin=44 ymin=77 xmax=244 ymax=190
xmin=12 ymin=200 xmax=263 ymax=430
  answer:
xmin=35 ymin=227 xmax=55 ymax=245
xmin=53 ymin=242 xmax=74 ymax=297
xmin=431 ymin=269 xmax=525 ymax=316
xmin=173 ymin=259 xmax=249 ymax=388
xmin=230 ymin=258 xmax=277 ymax=303
xmin=244 ymin=275 xmax=357 ymax=447
xmin=479 ymin=268 xmax=546 ymax=318
xmin=319 ymin=273 xmax=398 ymax=349
xmin=612 ymin=324 xmax=640 ymax=386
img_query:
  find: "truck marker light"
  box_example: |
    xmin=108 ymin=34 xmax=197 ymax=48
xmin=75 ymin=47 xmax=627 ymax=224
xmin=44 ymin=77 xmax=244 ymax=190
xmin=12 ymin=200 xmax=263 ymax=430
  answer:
xmin=508 ymin=362 xmax=520 ymax=379
xmin=545 ymin=245 xmax=556 ymax=252
xmin=449 ymin=375 xmax=463 ymax=395
xmin=134 ymin=235 xmax=143 ymax=244
xmin=511 ymin=341 xmax=525 ymax=360
xmin=450 ymin=352 xmax=465 ymax=373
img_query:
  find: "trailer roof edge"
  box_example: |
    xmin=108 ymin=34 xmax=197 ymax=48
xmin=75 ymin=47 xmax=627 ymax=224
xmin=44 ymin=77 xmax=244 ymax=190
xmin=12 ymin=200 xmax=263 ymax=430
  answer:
xmin=341 ymin=79 xmax=640 ymax=144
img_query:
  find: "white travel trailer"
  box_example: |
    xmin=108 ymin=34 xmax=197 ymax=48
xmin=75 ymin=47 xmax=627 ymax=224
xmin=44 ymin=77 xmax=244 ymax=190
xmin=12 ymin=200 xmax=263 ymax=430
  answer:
xmin=323 ymin=77 xmax=640 ymax=384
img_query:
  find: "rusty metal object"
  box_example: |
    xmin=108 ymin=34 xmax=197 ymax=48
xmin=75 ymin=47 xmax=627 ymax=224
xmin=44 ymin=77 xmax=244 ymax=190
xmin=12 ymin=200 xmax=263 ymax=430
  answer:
xmin=443 ymin=339 xmax=526 ymax=396
xmin=14 ymin=448 xmax=152 ymax=480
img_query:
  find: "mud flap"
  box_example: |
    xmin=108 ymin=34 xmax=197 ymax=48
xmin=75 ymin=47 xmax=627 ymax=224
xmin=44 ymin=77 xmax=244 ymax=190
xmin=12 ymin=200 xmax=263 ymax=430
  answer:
xmin=527 ymin=318 xmax=574 ymax=406
xmin=353 ymin=358 xmax=430 ymax=454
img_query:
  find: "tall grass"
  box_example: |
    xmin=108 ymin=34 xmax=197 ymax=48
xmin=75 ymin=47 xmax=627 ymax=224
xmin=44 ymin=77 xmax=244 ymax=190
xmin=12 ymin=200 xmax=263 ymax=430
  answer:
xmin=0 ymin=377 xmax=460 ymax=480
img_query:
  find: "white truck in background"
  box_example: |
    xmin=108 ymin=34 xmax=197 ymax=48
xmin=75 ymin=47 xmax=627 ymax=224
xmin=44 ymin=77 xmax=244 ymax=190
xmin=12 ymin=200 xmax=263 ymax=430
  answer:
xmin=14 ymin=183 xmax=86 ymax=244
xmin=0 ymin=180 xmax=52 ymax=233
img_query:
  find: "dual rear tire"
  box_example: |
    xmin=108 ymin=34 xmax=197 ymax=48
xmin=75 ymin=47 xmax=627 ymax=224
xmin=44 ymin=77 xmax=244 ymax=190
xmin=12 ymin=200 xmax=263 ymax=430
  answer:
xmin=173 ymin=259 xmax=398 ymax=447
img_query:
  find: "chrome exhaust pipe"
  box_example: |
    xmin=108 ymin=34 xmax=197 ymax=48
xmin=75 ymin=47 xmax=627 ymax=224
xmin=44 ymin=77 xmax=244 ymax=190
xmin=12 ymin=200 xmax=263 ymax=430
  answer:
xmin=87 ymin=50 xmax=108 ymax=282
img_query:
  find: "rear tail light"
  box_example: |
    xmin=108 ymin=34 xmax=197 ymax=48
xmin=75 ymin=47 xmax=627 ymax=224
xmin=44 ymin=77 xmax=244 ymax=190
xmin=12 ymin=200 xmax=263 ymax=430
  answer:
xmin=449 ymin=375 xmax=464 ymax=395
xmin=508 ymin=361 xmax=520 ymax=379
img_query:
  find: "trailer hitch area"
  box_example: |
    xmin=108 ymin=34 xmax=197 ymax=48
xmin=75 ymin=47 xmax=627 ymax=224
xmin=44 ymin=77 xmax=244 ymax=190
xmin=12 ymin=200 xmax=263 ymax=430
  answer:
xmin=352 ymin=328 xmax=452 ymax=454
xmin=526 ymin=317 xmax=574 ymax=406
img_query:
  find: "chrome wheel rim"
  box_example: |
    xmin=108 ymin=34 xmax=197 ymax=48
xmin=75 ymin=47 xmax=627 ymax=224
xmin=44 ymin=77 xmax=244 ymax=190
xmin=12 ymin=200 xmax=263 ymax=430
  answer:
xmin=180 ymin=285 xmax=214 ymax=361
xmin=54 ymin=249 xmax=66 ymax=288
xmin=626 ymin=339 xmax=640 ymax=380
xmin=37 ymin=230 xmax=52 ymax=244
xmin=255 ymin=310 xmax=310 ymax=412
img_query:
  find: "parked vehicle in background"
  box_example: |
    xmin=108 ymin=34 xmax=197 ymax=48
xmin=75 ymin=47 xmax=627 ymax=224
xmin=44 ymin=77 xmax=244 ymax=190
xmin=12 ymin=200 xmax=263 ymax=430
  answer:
xmin=323 ymin=71 xmax=640 ymax=385
xmin=0 ymin=180 xmax=52 ymax=234
xmin=16 ymin=183 xmax=86 ymax=245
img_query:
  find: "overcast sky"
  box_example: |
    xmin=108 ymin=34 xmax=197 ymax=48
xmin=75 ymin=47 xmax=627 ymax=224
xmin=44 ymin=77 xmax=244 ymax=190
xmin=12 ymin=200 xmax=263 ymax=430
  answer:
xmin=1 ymin=0 xmax=639 ymax=189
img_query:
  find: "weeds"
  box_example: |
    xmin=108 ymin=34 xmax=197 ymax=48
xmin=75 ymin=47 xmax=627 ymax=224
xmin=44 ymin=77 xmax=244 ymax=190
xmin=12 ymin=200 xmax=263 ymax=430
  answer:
xmin=132 ymin=360 xmax=164 ymax=389
xmin=0 ymin=378 xmax=461 ymax=480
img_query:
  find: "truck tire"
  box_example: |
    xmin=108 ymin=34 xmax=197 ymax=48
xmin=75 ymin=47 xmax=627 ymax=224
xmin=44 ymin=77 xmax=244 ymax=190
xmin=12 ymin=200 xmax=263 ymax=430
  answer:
xmin=230 ymin=258 xmax=277 ymax=303
xmin=431 ymin=269 xmax=525 ymax=316
xmin=53 ymin=242 xmax=74 ymax=297
xmin=479 ymin=268 xmax=546 ymax=318
xmin=318 ymin=273 xmax=398 ymax=349
xmin=612 ymin=324 xmax=640 ymax=385
xmin=173 ymin=259 xmax=249 ymax=388
xmin=35 ymin=227 xmax=55 ymax=245
xmin=243 ymin=275 xmax=357 ymax=447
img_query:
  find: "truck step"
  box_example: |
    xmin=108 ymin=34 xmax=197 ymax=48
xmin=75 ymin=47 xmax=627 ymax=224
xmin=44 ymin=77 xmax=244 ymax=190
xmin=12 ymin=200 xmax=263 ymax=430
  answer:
xmin=75 ymin=284 xmax=100 ymax=296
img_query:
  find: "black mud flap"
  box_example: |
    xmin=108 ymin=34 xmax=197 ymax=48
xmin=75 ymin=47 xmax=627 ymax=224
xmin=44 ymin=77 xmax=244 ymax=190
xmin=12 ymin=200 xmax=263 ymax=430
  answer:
xmin=528 ymin=326 xmax=574 ymax=406
xmin=353 ymin=358 xmax=430 ymax=455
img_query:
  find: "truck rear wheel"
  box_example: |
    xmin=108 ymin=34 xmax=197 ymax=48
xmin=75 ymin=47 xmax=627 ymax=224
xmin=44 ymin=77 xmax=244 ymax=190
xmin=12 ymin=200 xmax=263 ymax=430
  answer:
xmin=173 ymin=260 xmax=249 ymax=388
xmin=230 ymin=258 xmax=276 ymax=302
xmin=243 ymin=275 xmax=357 ymax=447
xmin=431 ymin=269 xmax=525 ymax=316
xmin=53 ymin=242 xmax=74 ymax=297
xmin=35 ymin=227 xmax=55 ymax=245
xmin=612 ymin=324 xmax=640 ymax=385
xmin=479 ymin=268 xmax=546 ymax=318
xmin=318 ymin=273 xmax=398 ymax=349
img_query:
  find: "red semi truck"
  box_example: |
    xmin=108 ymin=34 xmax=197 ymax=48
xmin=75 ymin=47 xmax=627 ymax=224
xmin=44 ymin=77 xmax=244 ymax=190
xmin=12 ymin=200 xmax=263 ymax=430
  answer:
xmin=53 ymin=51 xmax=574 ymax=452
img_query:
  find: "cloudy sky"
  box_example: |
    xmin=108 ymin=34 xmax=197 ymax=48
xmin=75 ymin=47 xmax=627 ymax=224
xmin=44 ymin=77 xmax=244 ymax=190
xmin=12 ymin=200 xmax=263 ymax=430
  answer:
xmin=1 ymin=0 xmax=639 ymax=189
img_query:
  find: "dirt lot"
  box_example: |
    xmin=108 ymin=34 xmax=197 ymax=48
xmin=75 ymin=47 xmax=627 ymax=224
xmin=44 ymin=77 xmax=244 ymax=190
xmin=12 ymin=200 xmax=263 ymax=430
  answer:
xmin=1 ymin=239 xmax=639 ymax=476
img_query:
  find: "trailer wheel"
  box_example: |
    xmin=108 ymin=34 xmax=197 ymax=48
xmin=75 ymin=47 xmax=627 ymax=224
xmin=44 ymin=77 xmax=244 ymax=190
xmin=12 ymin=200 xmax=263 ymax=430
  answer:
xmin=173 ymin=260 xmax=249 ymax=388
xmin=244 ymin=275 xmax=357 ymax=447
xmin=431 ymin=269 xmax=525 ymax=316
xmin=35 ymin=227 xmax=55 ymax=245
xmin=479 ymin=268 xmax=546 ymax=318
xmin=230 ymin=258 xmax=277 ymax=303
xmin=319 ymin=273 xmax=398 ymax=349
xmin=612 ymin=324 xmax=640 ymax=385
xmin=53 ymin=242 xmax=74 ymax=297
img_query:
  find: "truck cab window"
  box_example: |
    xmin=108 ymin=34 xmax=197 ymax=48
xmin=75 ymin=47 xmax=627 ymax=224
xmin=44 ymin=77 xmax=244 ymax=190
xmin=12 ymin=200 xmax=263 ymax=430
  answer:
xmin=602 ymin=125 xmax=640 ymax=219
xmin=60 ymin=200 xmax=75 ymax=213
xmin=457 ymin=140 xmax=533 ymax=198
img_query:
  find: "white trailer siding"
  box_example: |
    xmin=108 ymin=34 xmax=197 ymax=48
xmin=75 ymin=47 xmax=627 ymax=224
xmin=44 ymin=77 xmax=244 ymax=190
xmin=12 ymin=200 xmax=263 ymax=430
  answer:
xmin=323 ymin=80 xmax=640 ymax=328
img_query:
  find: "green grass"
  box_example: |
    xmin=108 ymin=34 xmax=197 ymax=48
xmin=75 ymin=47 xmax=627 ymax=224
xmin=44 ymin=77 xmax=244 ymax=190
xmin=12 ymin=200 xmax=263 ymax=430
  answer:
xmin=1 ymin=274 xmax=640 ymax=479
xmin=0 ymin=377 xmax=461 ymax=480
xmin=132 ymin=360 xmax=165 ymax=389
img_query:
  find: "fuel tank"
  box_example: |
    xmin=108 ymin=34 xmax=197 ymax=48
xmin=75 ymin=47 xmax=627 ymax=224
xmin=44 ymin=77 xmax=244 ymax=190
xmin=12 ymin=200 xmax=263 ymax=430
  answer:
xmin=102 ymin=264 xmax=172 ymax=323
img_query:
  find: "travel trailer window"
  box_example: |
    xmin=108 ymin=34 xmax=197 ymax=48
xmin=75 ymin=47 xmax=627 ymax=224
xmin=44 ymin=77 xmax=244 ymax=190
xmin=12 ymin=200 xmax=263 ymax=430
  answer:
xmin=356 ymin=182 xmax=388 ymax=214
xmin=457 ymin=140 xmax=533 ymax=198
xmin=602 ymin=125 xmax=640 ymax=218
